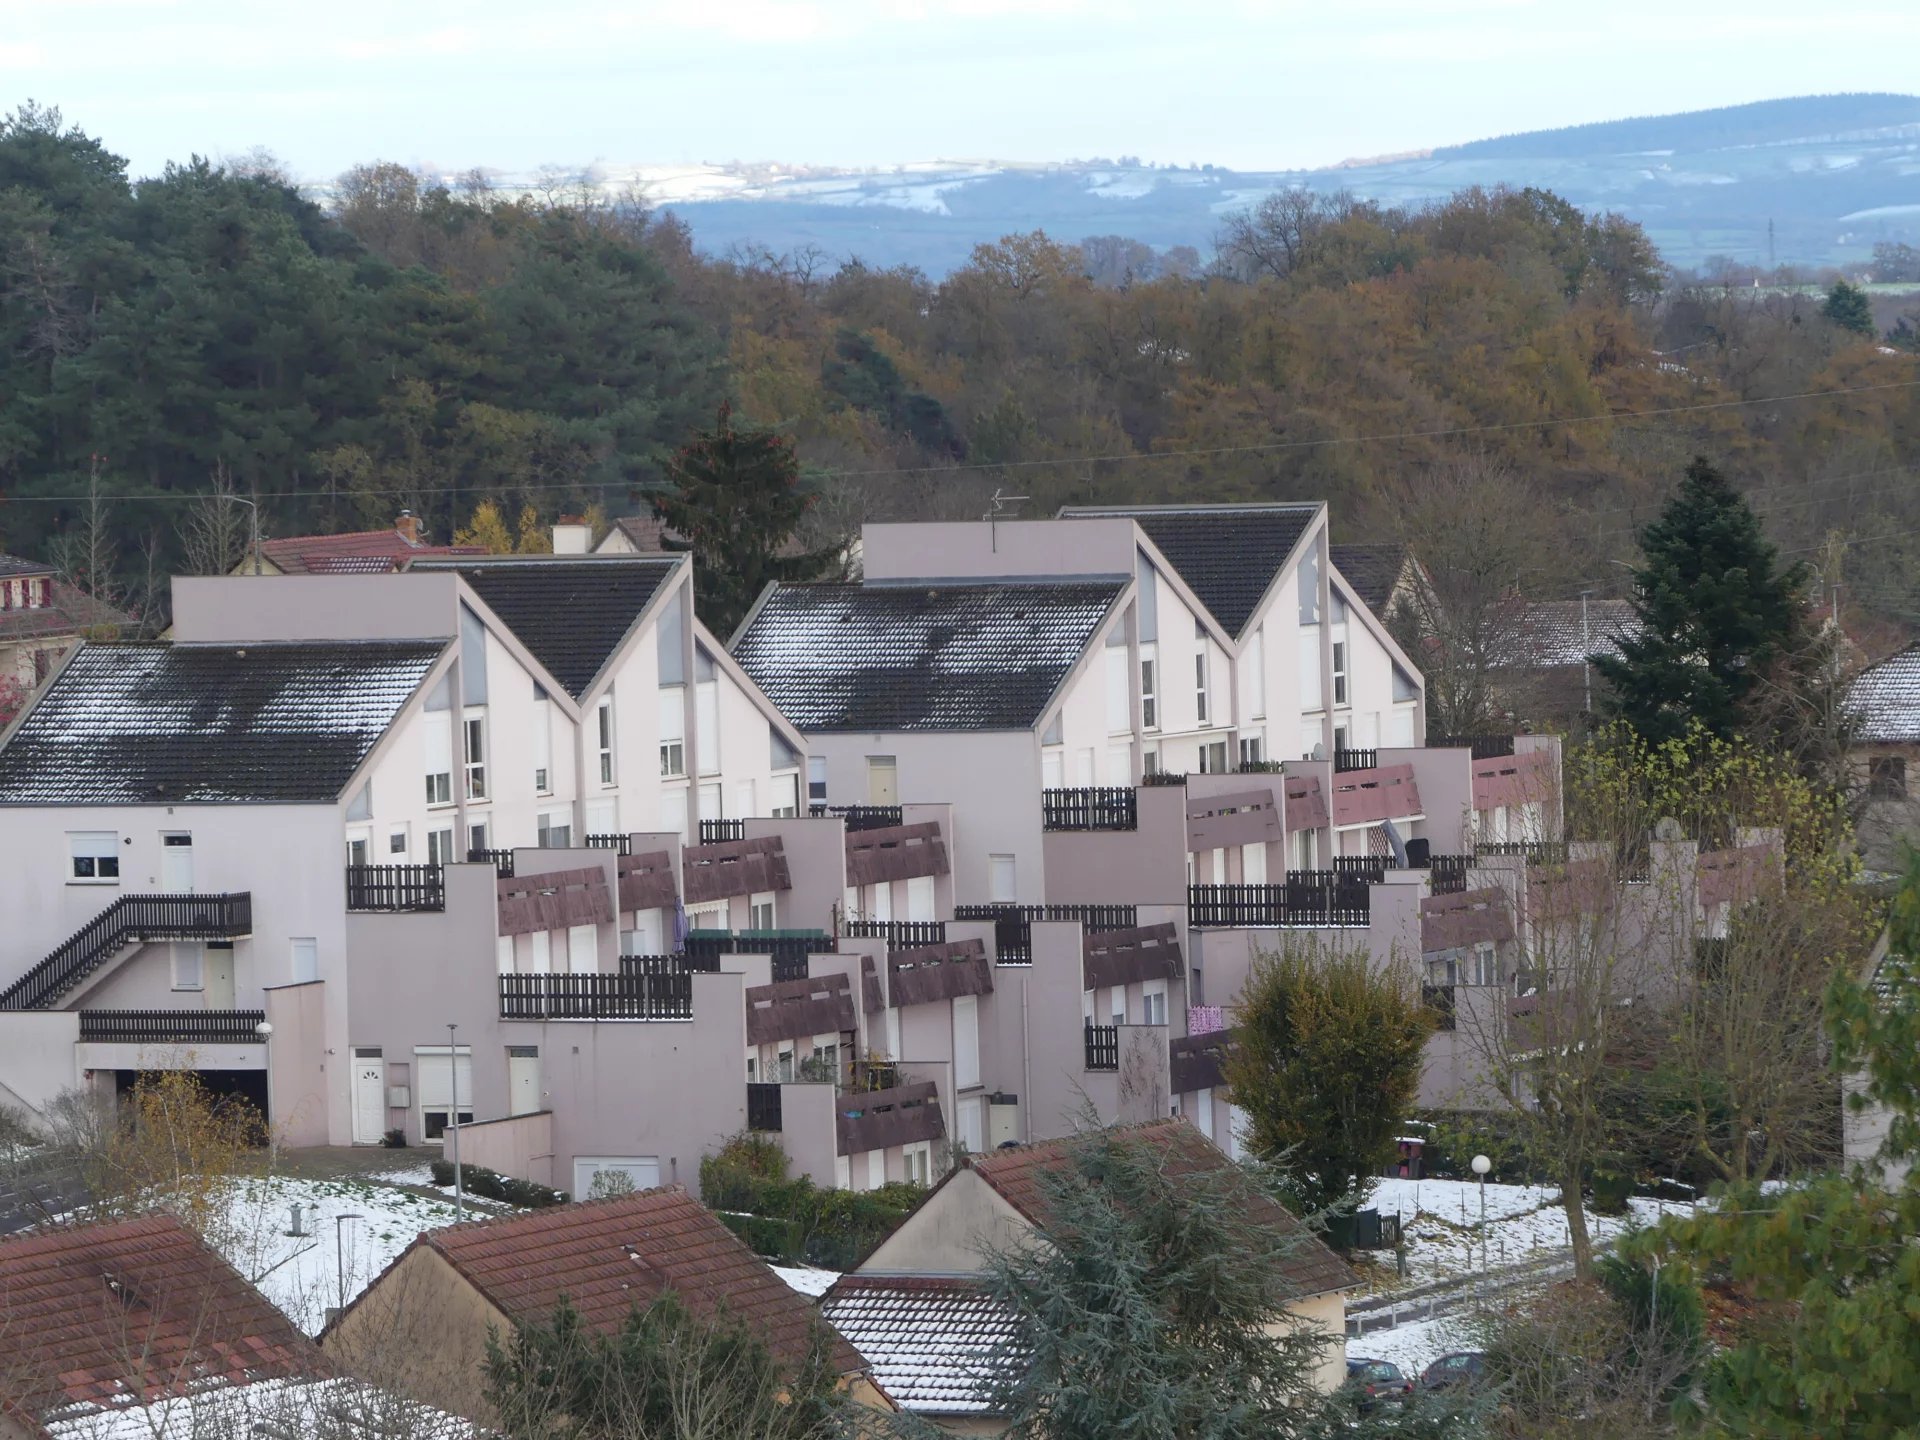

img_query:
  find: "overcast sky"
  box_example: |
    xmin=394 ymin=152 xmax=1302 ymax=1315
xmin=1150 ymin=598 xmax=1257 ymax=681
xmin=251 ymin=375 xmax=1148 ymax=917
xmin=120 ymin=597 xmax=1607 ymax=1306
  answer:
xmin=4 ymin=0 xmax=1916 ymax=181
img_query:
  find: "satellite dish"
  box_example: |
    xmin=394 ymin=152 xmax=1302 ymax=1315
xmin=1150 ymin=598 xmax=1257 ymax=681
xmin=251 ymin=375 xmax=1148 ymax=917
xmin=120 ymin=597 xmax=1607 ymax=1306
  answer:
xmin=1310 ymin=743 xmax=1327 ymax=761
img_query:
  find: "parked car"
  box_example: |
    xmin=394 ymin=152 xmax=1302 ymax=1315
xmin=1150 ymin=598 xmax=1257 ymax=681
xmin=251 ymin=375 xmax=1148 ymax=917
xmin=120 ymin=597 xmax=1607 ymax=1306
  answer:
xmin=1343 ymin=1357 xmax=1413 ymax=1412
xmin=1418 ymin=1350 xmax=1488 ymax=1393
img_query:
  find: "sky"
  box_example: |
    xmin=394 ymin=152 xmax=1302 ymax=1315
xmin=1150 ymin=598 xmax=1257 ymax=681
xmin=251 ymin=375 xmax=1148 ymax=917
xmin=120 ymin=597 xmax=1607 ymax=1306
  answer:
xmin=3 ymin=0 xmax=1918 ymax=183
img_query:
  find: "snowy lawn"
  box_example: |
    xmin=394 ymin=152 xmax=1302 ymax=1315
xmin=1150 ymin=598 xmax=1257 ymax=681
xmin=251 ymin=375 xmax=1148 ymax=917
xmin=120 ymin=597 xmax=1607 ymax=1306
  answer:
xmin=210 ymin=1175 xmax=467 ymax=1334
xmin=1351 ymin=1312 xmax=1480 ymax=1379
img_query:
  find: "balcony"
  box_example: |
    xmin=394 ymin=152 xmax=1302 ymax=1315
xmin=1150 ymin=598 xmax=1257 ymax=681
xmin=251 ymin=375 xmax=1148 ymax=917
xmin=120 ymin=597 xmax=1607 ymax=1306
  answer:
xmin=1333 ymin=747 xmax=1379 ymax=773
xmin=685 ymin=929 xmax=837 ymax=983
xmin=1186 ymin=790 xmax=1283 ymax=851
xmin=1043 ymin=786 xmax=1138 ymax=832
xmin=498 ymin=971 xmax=692 ymax=1021
xmin=617 ymin=850 xmax=678 ymax=912
xmin=345 ymin=864 xmax=445 ymax=913
xmin=1471 ymin=746 xmax=1557 ymax=812
xmin=844 ymin=919 xmax=947 ymax=948
xmin=1 ymin=893 xmax=255 ymax=1013
xmin=1169 ymin=1030 xmax=1232 ymax=1093
xmin=809 ymin=803 xmax=904 ymax=832
xmin=78 ymin=1009 xmax=267 ymax=1045
xmin=1434 ymin=734 xmax=1516 ymax=760
xmin=835 ymin=1081 xmax=945 ymax=1156
xmin=682 ymin=836 xmax=791 ymax=904
xmin=953 ymin=903 xmax=1140 ymax=966
xmin=497 ymin=867 xmax=615 ymax=936
xmin=845 ymin=822 xmax=949 ymax=887
xmin=1188 ymin=879 xmax=1370 ymax=929
xmin=1331 ymin=762 xmax=1422 ymax=828
xmin=1426 ymin=854 xmax=1472 ymax=895
xmin=1084 ymin=1023 xmax=1120 ymax=1072
xmin=585 ymin=833 xmax=633 ymax=855
xmin=746 ymin=972 xmax=856 ymax=1046
xmin=468 ymin=848 xmax=515 ymax=878
xmin=698 ymin=819 xmax=746 ymax=845
xmin=888 ymin=940 xmax=993 ymax=1007
xmin=747 ymin=1082 xmax=783 ymax=1132
xmin=1421 ymin=887 xmax=1515 ymax=952
xmin=1082 ymin=924 xmax=1183 ymax=991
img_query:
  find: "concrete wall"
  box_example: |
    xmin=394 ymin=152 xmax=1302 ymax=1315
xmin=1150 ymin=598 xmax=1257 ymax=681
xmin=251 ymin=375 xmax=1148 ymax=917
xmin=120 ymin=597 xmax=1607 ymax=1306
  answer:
xmin=171 ymin=573 xmax=459 ymax=643
xmin=860 ymin=519 xmax=1138 ymax=583
xmin=459 ymin=1109 xmax=555 ymax=1187
xmin=0 ymin=1010 xmax=79 ymax=1119
xmin=264 ymin=980 xmax=331 ymax=1147
xmin=1039 ymin=783 xmax=1188 ymax=913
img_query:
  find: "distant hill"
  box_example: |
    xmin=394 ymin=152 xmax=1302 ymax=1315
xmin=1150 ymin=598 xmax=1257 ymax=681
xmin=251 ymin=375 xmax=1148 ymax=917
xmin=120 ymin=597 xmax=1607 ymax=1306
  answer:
xmin=1437 ymin=92 xmax=1920 ymax=160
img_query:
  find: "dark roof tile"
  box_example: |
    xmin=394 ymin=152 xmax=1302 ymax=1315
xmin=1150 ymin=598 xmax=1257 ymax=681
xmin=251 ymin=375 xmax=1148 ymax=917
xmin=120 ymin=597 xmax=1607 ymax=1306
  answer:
xmin=1329 ymin=544 xmax=1408 ymax=613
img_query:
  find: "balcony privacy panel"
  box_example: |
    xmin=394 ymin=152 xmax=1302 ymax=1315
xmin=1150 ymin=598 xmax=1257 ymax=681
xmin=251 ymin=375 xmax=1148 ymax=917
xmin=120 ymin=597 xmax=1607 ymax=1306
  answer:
xmin=682 ymin=836 xmax=791 ymax=904
xmin=1420 ymin=888 xmax=1516 ymax=953
xmin=861 ymin=953 xmax=887 ymax=1015
xmin=617 ymin=851 xmax=678 ymax=912
xmin=1169 ymin=1029 xmax=1232 ymax=1093
xmin=888 ymin=940 xmax=992 ymax=1007
xmin=745 ymin=971 xmax=855 ymax=1045
xmin=1471 ymin=747 xmax=1557 ymax=811
xmin=1697 ymin=844 xmax=1777 ymax=909
xmin=844 ymin=822 xmax=949 ymax=887
xmin=1082 ymin=923 xmax=1184 ymax=990
xmin=1284 ymin=775 xmax=1329 ymax=832
xmin=1526 ymin=858 xmax=1614 ymax=921
xmin=1331 ymin=763 xmax=1422 ymax=827
xmin=1186 ymin=790 xmax=1283 ymax=851
xmin=496 ymin=867 xmax=615 ymax=937
xmin=835 ymin=1081 xmax=944 ymax=1156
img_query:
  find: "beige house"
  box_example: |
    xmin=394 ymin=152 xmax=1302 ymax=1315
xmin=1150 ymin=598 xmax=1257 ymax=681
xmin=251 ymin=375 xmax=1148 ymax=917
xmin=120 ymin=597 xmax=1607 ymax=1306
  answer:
xmin=322 ymin=1187 xmax=890 ymax=1424
xmin=1845 ymin=643 xmax=1920 ymax=874
xmin=822 ymin=1118 xmax=1358 ymax=1434
xmin=0 ymin=553 xmax=131 ymax=698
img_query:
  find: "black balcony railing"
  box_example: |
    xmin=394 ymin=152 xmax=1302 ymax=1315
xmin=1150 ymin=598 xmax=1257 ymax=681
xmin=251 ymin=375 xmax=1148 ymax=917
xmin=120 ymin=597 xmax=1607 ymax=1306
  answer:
xmin=684 ymin=929 xmax=837 ymax=983
xmin=1422 ymin=984 xmax=1457 ymax=1031
xmin=844 ymin=919 xmax=949 ymax=948
xmin=468 ymin=848 xmax=515 ymax=878
xmin=808 ymin=804 xmax=904 ymax=831
xmin=78 ymin=1008 xmax=267 ymax=1045
xmin=953 ymin=903 xmax=1140 ymax=965
xmin=1474 ymin=840 xmax=1570 ymax=866
xmin=345 ymin=864 xmax=445 ymax=913
xmin=499 ymin=971 xmax=693 ymax=1021
xmin=1188 ymin=880 xmax=1370 ymax=929
xmin=1140 ymin=770 xmax=1189 ymax=787
xmin=698 ymin=819 xmax=746 ymax=845
xmin=1084 ymin=1023 xmax=1120 ymax=1072
xmin=584 ymin=833 xmax=633 ymax=855
xmin=1330 ymin=855 xmax=1396 ymax=880
xmin=1 ymin=893 xmax=254 ymax=1012
xmin=1333 ymin=747 xmax=1380 ymax=773
xmin=1427 ymin=854 xmax=1472 ymax=894
xmin=1434 ymin=734 xmax=1517 ymax=759
xmin=1042 ymin=787 xmax=1138 ymax=832
xmin=746 ymin=1081 xmax=784 ymax=1132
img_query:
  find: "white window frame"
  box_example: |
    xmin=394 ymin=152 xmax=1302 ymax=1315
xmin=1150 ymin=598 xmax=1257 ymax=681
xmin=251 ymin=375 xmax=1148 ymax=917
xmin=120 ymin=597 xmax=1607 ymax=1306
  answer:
xmin=596 ymin=697 xmax=615 ymax=786
xmin=749 ymin=891 xmax=776 ymax=931
xmin=462 ymin=710 xmax=488 ymax=801
xmin=1239 ymin=730 xmax=1264 ymax=767
xmin=415 ymin=1045 xmax=473 ymax=1143
xmin=902 ymin=1142 xmax=933 ymax=1187
xmin=1142 ymin=980 xmax=1168 ymax=1027
xmin=988 ymin=853 xmax=1017 ymax=904
xmin=69 ymin=831 xmax=121 ymax=884
xmin=290 ymin=937 xmax=319 ymax=986
xmin=387 ymin=824 xmax=410 ymax=858
xmin=533 ymin=695 xmax=553 ymax=794
xmin=659 ymin=686 xmax=687 ymax=779
xmin=807 ymin=755 xmax=828 ymax=805
xmin=1195 ymin=649 xmax=1210 ymax=726
xmin=537 ymin=809 xmax=573 ymax=848
xmin=1332 ymin=640 xmax=1349 ymax=708
xmin=1140 ymin=645 xmax=1159 ymax=731
xmin=427 ymin=825 xmax=456 ymax=865
xmin=424 ymin=711 xmax=454 ymax=807
xmin=770 ymin=772 xmax=800 ymax=818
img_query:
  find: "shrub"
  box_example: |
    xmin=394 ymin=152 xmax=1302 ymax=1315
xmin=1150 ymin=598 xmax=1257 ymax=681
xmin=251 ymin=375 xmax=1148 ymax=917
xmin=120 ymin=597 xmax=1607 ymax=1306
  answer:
xmin=429 ymin=1158 xmax=456 ymax=1187
xmin=381 ymin=1127 xmax=407 ymax=1149
xmin=698 ymin=1130 xmax=923 ymax=1268
xmin=1589 ymin=1155 xmax=1634 ymax=1216
xmin=426 ymin=1159 xmax=565 ymax=1208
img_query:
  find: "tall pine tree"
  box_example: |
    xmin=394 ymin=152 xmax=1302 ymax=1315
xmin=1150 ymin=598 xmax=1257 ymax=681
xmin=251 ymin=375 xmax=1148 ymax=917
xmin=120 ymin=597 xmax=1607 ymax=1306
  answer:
xmin=652 ymin=403 xmax=838 ymax=638
xmin=1593 ymin=456 xmax=1807 ymax=746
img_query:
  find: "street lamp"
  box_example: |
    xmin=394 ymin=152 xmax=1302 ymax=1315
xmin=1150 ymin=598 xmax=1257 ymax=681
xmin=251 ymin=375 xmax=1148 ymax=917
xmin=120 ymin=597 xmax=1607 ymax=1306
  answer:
xmin=1471 ymin=1154 xmax=1492 ymax=1284
xmin=447 ymin=1023 xmax=464 ymax=1221
xmin=254 ymin=1020 xmax=275 ymax=1169
xmin=335 ymin=1213 xmax=365 ymax=1314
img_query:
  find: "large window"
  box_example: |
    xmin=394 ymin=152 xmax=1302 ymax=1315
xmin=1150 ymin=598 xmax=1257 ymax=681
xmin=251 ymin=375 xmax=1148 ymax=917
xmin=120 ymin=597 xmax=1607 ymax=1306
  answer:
xmin=68 ymin=832 xmax=120 ymax=883
xmin=538 ymin=809 xmax=572 ymax=848
xmin=596 ymin=698 xmax=615 ymax=786
xmin=1140 ymin=650 xmax=1159 ymax=730
xmin=770 ymin=773 xmax=800 ymax=818
xmin=533 ymin=688 xmax=553 ymax=793
xmin=1332 ymin=642 xmax=1349 ymax=708
xmin=659 ymin=687 xmax=686 ymax=778
xmin=426 ymin=826 xmax=456 ymax=865
xmin=424 ymin=711 xmax=453 ymax=807
xmin=462 ymin=713 xmax=488 ymax=801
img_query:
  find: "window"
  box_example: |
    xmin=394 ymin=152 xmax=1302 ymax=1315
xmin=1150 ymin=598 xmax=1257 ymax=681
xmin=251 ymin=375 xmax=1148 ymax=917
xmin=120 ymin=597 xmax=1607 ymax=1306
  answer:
xmin=659 ymin=687 xmax=686 ymax=778
xmin=989 ymin=854 xmax=1017 ymax=903
xmin=1142 ymin=981 xmax=1168 ymax=1027
xmin=427 ymin=827 xmax=456 ymax=865
xmin=750 ymin=892 xmax=776 ymax=930
xmin=807 ymin=756 xmax=828 ymax=804
xmin=573 ymin=1157 xmax=660 ymax=1198
xmin=1293 ymin=827 xmax=1316 ymax=872
xmin=1871 ymin=755 xmax=1908 ymax=799
xmin=1297 ymin=549 xmax=1321 ymax=625
xmin=1195 ymin=650 xmax=1210 ymax=725
xmin=696 ymin=680 xmax=720 ymax=776
xmin=867 ymin=756 xmax=898 ymax=805
xmin=387 ymin=826 xmax=409 ymax=857
xmin=1332 ymin=642 xmax=1349 ymax=707
xmin=69 ymin=832 xmax=120 ymax=883
xmin=1143 ymin=747 xmax=1160 ymax=776
xmin=567 ymin=923 xmax=598 ymax=974
xmin=1111 ymin=991 xmax=1126 ymax=1027
xmin=1472 ymin=941 xmax=1501 ymax=988
xmin=907 ymin=875 xmax=936 ymax=922
xmin=533 ymin=691 xmax=552 ymax=793
xmin=416 ymin=1046 xmax=473 ymax=1141
xmin=345 ymin=830 xmax=371 ymax=866
xmin=660 ymin=788 xmax=689 ymax=843
xmin=596 ymin=698 xmax=615 ymax=785
xmin=1392 ymin=662 xmax=1419 ymax=704
xmin=1199 ymin=740 xmax=1228 ymax=774
xmin=1241 ymin=841 xmax=1267 ymax=884
xmin=954 ymin=995 xmax=980 ymax=1089
xmin=424 ymin=711 xmax=453 ymax=806
xmin=171 ymin=943 xmax=203 ymax=991
xmin=770 ymin=773 xmax=799 ymax=818
xmin=1239 ymin=731 xmax=1264 ymax=767
xmin=461 ymin=713 xmax=488 ymax=800
xmin=1106 ymin=648 xmax=1130 ymax=735
xmin=1140 ymin=650 xmax=1159 ymax=730
xmin=777 ymin=1045 xmax=796 ymax=1082
xmin=528 ymin=931 xmax=552 ymax=974
xmin=468 ymin=821 xmax=489 ymax=855
xmin=538 ymin=809 xmax=572 ymax=848
xmin=291 ymin=937 xmax=319 ymax=985
xmin=902 ymin=1143 xmax=932 ymax=1187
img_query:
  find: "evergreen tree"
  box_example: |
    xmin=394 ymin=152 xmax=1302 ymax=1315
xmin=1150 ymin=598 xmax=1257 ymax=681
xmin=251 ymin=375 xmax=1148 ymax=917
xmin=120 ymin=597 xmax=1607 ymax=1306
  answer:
xmin=1821 ymin=278 xmax=1876 ymax=336
xmin=1593 ymin=457 xmax=1807 ymax=746
xmin=653 ymin=403 xmax=839 ymax=637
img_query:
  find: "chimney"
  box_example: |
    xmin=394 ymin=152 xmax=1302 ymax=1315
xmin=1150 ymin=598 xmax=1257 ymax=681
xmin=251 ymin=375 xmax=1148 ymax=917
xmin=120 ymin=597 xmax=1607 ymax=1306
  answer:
xmin=551 ymin=517 xmax=592 ymax=555
xmin=396 ymin=510 xmax=421 ymax=546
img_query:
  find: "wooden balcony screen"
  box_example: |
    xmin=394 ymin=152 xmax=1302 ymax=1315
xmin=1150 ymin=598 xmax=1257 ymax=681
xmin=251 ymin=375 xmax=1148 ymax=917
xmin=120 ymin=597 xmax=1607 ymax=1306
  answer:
xmin=887 ymin=939 xmax=992 ymax=1007
xmin=1471 ymin=747 xmax=1557 ymax=811
xmin=1283 ymin=775 xmax=1329 ymax=833
xmin=496 ymin=867 xmax=615 ymax=938
xmin=1697 ymin=843 xmax=1778 ymax=909
xmin=844 ymin=822 xmax=950 ymax=888
xmin=1082 ymin=923 xmax=1184 ymax=991
xmin=861 ymin=953 xmax=887 ymax=1015
xmin=682 ymin=836 xmax=791 ymax=904
xmin=1186 ymin=790 xmax=1283 ymax=852
xmin=745 ymin=971 xmax=855 ymax=1046
xmin=835 ymin=1081 xmax=945 ymax=1156
xmin=1169 ymin=1029 xmax=1233 ymax=1094
xmin=1331 ymin=763 xmax=1422 ymax=828
xmin=1420 ymin=888 xmax=1516 ymax=954
xmin=617 ymin=851 xmax=678 ymax=912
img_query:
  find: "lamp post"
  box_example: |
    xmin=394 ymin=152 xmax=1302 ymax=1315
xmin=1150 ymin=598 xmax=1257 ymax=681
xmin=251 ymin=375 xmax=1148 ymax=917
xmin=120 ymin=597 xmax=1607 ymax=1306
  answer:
xmin=447 ymin=1023 xmax=464 ymax=1221
xmin=335 ymin=1212 xmax=364 ymax=1314
xmin=1471 ymin=1154 xmax=1492 ymax=1288
xmin=254 ymin=1020 xmax=275 ymax=1170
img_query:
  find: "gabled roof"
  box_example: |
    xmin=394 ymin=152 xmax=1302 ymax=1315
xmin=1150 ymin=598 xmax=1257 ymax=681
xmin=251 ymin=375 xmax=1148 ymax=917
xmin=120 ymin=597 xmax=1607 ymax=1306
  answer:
xmin=964 ymin=1118 xmax=1357 ymax=1300
xmin=0 ymin=639 xmax=445 ymax=805
xmin=1497 ymin=599 xmax=1639 ymax=669
xmin=0 ymin=552 xmax=56 ymax=580
xmin=731 ymin=579 xmax=1125 ymax=733
xmin=398 ymin=1188 xmax=867 ymax=1377
xmin=821 ymin=1277 xmax=1015 ymax=1417
xmin=412 ymin=555 xmax=678 ymax=700
xmin=42 ymin=1376 xmax=476 ymax=1440
xmin=0 ymin=1214 xmax=317 ymax=1423
xmin=0 ymin=581 xmax=135 ymax=643
xmin=1329 ymin=544 xmax=1409 ymax=614
xmin=1060 ymin=504 xmax=1319 ymax=639
xmin=255 ymin=528 xmax=485 ymax=575
xmin=609 ymin=514 xmax=680 ymax=552
xmin=1847 ymin=642 xmax=1920 ymax=744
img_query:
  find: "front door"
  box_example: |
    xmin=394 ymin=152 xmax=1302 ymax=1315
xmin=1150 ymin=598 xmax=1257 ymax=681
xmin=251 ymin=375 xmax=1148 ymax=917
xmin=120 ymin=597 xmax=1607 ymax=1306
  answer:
xmin=352 ymin=1049 xmax=386 ymax=1144
xmin=160 ymin=833 xmax=193 ymax=892
xmin=508 ymin=1046 xmax=541 ymax=1116
xmin=203 ymin=947 xmax=235 ymax=1009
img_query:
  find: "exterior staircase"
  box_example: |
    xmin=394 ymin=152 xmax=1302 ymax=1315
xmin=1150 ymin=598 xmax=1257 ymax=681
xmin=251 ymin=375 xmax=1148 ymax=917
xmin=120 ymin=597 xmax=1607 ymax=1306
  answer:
xmin=0 ymin=894 xmax=253 ymax=1011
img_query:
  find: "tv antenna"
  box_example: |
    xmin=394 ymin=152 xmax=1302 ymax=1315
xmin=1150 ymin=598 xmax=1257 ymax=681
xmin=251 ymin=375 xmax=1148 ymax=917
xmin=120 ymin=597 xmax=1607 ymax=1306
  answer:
xmin=983 ymin=488 xmax=1030 ymax=554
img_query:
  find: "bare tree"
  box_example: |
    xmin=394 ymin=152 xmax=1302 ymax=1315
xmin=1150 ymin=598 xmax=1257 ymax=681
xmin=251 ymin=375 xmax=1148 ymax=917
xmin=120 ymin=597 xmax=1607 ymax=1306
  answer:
xmin=178 ymin=461 xmax=258 ymax=576
xmin=49 ymin=454 xmax=128 ymax=616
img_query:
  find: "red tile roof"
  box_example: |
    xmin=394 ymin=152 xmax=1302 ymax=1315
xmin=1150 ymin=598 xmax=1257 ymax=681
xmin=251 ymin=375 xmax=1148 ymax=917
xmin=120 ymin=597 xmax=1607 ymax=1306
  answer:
xmin=0 ymin=581 xmax=136 ymax=643
xmin=255 ymin=528 xmax=486 ymax=575
xmin=0 ymin=1214 xmax=319 ymax=1423
xmin=964 ymin=1118 xmax=1358 ymax=1299
xmin=414 ymin=1188 xmax=868 ymax=1376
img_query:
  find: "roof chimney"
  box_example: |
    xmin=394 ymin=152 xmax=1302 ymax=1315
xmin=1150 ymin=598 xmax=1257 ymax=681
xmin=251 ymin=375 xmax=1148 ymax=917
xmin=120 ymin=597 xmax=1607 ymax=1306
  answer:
xmin=551 ymin=517 xmax=593 ymax=555
xmin=396 ymin=510 xmax=421 ymax=546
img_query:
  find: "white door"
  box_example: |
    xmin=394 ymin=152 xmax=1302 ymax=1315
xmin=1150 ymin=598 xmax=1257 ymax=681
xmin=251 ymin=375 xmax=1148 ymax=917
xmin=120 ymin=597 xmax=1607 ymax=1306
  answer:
xmin=907 ymin=875 xmax=936 ymax=923
xmin=566 ymin=923 xmax=599 ymax=974
xmin=204 ymin=947 xmax=234 ymax=1009
xmin=508 ymin=1047 xmax=541 ymax=1117
xmin=959 ymin=1096 xmax=985 ymax=1155
xmin=160 ymin=833 xmax=193 ymax=892
xmin=352 ymin=1049 xmax=385 ymax=1145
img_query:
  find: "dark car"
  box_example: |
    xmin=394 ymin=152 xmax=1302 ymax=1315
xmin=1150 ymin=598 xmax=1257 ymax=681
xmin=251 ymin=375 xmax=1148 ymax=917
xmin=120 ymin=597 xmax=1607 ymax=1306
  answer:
xmin=1418 ymin=1350 xmax=1489 ymax=1393
xmin=1344 ymin=1357 xmax=1413 ymax=1412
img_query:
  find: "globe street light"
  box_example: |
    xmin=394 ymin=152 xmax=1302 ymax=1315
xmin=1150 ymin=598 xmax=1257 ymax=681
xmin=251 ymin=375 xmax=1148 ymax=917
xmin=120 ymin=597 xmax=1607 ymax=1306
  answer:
xmin=1470 ymin=1154 xmax=1492 ymax=1282
xmin=255 ymin=1020 xmax=275 ymax=1169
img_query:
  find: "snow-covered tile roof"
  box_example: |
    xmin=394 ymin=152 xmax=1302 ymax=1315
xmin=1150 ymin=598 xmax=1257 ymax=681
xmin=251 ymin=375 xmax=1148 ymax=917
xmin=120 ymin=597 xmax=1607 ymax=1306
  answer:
xmin=1498 ymin=599 xmax=1640 ymax=669
xmin=821 ymin=1277 xmax=1017 ymax=1415
xmin=1846 ymin=642 xmax=1920 ymax=743
xmin=44 ymin=1376 xmax=480 ymax=1439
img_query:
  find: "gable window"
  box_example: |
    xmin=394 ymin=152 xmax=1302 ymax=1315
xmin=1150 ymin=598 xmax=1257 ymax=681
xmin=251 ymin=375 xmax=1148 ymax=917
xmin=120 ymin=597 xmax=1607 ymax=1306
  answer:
xmin=462 ymin=712 xmax=488 ymax=801
xmin=1332 ymin=642 xmax=1349 ymax=708
xmin=424 ymin=711 xmax=453 ymax=807
xmin=533 ymin=691 xmax=553 ymax=794
xmin=1195 ymin=650 xmax=1210 ymax=726
xmin=69 ymin=832 xmax=120 ymax=883
xmin=596 ymin=698 xmax=616 ymax=786
xmin=659 ymin=688 xmax=686 ymax=779
xmin=1140 ymin=647 xmax=1159 ymax=730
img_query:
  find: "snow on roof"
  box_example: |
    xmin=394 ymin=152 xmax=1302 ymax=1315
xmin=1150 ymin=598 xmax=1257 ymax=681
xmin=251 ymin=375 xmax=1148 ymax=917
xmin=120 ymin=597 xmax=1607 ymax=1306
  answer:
xmin=43 ymin=1376 xmax=479 ymax=1439
xmin=821 ymin=1277 xmax=1016 ymax=1416
xmin=1846 ymin=643 xmax=1920 ymax=743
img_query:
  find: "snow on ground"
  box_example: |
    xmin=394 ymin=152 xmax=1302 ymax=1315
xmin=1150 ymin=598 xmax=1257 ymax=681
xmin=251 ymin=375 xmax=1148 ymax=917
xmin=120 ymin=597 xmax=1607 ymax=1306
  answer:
xmin=210 ymin=1175 xmax=466 ymax=1334
xmin=1352 ymin=1311 xmax=1479 ymax=1379
xmin=772 ymin=1264 xmax=841 ymax=1298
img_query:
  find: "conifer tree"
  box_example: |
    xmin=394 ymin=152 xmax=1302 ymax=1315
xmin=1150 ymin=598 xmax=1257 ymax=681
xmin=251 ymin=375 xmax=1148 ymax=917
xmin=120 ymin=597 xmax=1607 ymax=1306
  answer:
xmin=1821 ymin=278 xmax=1876 ymax=336
xmin=652 ymin=403 xmax=838 ymax=638
xmin=1593 ymin=457 xmax=1807 ymax=746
